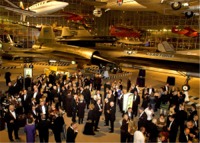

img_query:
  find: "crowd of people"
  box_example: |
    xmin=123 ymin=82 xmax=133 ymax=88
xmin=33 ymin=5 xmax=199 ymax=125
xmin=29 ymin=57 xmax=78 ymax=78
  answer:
xmin=0 ymin=70 xmax=199 ymax=143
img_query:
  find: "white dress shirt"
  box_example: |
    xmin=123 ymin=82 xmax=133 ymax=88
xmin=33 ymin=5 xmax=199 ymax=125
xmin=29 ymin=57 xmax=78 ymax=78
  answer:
xmin=10 ymin=110 xmax=16 ymax=119
xmin=134 ymin=130 xmax=145 ymax=143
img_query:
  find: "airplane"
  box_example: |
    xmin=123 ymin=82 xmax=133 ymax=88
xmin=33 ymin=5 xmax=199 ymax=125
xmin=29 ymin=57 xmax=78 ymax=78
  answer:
xmin=55 ymin=26 xmax=118 ymax=47
xmin=0 ymin=26 xmax=113 ymax=66
xmin=98 ymin=40 xmax=200 ymax=74
xmin=61 ymin=12 xmax=95 ymax=28
xmin=82 ymin=0 xmax=199 ymax=18
xmin=172 ymin=26 xmax=199 ymax=37
xmin=109 ymin=25 xmax=141 ymax=38
xmin=0 ymin=0 xmax=69 ymax=21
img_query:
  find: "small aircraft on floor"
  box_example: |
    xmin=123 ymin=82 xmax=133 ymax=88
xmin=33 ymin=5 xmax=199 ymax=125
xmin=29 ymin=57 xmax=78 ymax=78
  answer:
xmin=0 ymin=26 xmax=113 ymax=67
xmin=0 ymin=0 xmax=69 ymax=21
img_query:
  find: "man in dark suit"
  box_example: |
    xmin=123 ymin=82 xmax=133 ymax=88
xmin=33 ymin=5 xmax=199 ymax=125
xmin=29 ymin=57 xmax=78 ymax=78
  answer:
xmin=179 ymin=127 xmax=192 ymax=143
xmin=71 ymin=95 xmax=78 ymax=122
xmin=109 ymin=101 xmax=116 ymax=133
xmin=138 ymin=107 xmax=147 ymax=130
xmin=32 ymin=87 xmax=42 ymax=104
xmin=104 ymin=98 xmax=110 ymax=126
xmin=94 ymin=99 xmax=103 ymax=131
xmin=5 ymin=71 xmax=11 ymax=86
xmin=21 ymin=89 xmax=31 ymax=114
xmin=82 ymin=86 xmax=91 ymax=109
xmin=176 ymin=104 xmax=188 ymax=132
xmin=37 ymin=114 xmax=50 ymax=143
xmin=132 ymin=91 xmax=140 ymax=117
xmin=167 ymin=115 xmax=178 ymax=142
xmin=4 ymin=104 xmax=20 ymax=142
xmin=36 ymin=99 xmax=48 ymax=119
xmin=126 ymin=107 xmax=134 ymax=120
xmin=66 ymin=122 xmax=78 ymax=143
xmin=127 ymin=78 xmax=131 ymax=92
xmin=147 ymin=85 xmax=155 ymax=95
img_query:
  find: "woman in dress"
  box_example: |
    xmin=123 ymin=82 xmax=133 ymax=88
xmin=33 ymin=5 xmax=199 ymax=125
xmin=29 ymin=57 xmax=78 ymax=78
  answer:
xmin=120 ymin=113 xmax=129 ymax=143
xmin=24 ymin=117 xmax=36 ymax=143
xmin=83 ymin=104 xmax=95 ymax=135
xmin=77 ymin=95 xmax=86 ymax=124
xmin=157 ymin=114 xmax=167 ymax=132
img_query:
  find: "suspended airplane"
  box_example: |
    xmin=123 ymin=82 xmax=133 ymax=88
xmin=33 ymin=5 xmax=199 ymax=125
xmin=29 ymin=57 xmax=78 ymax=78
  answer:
xmin=172 ymin=26 xmax=199 ymax=37
xmin=0 ymin=0 xmax=69 ymax=21
xmin=109 ymin=25 xmax=141 ymax=38
xmin=82 ymin=0 xmax=199 ymax=18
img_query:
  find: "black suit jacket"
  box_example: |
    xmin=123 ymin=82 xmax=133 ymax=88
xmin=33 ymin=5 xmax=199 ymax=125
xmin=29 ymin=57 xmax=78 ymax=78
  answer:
xmin=179 ymin=132 xmax=191 ymax=143
xmin=132 ymin=94 xmax=140 ymax=107
xmin=138 ymin=111 xmax=147 ymax=129
xmin=4 ymin=110 xmax=18 ymax=128
xmin=37 ymin=119 xmax=50 ymax=136
xmin=168 ymin=121 xmax=178 ymax=136
xmin=147 ymin=88 xmax=155 ymax=94
xmin=125 ymin=111 xmax=134 ymax=120
xmin=94 ymin=103 xmax=103 ymax=118
xmin=109 ymin=106 xmax=116 ymax=121
xmin=66 ymin=127 xmax=78 ymax=143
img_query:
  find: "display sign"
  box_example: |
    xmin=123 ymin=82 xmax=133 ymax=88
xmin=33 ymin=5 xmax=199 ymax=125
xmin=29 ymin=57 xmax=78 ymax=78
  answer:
xmin=123 ymin=93 xmax=134 ymax=112
xmin=24 ymin=68 xmax=33 ymax=78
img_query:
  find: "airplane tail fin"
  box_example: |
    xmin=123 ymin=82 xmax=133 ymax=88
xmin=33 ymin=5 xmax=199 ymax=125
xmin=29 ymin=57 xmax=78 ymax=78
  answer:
xmin=38 ymin=26 xmax=55 ymax=43
xmin=158 ymin=41 xmax=175 ymax=52
xmin=7 ymin=34 xmax=14 ymax=45
xmin=61 ymin=27 xmax=73 ymax=37
xmin=76 ymin=26 xmax=91 ymax=37
xmin=19 ymin=1 xmax=25 ymax=9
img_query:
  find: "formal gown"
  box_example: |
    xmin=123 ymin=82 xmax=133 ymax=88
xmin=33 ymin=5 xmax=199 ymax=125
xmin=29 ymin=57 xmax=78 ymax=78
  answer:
xmin=24 ymin=124 xmax=36 ymax=143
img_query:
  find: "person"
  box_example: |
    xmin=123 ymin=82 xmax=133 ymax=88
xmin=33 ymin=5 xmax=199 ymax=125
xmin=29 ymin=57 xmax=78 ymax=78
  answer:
xmin=83 ymin=104 xmax=95 ymax=135
xmin=188 ymin=104 xmax=197 ymax=120
xmin=126 ymin=107 xmax=133 ymax=120
xmin=131 ymin=91 xmax=140 ymax=117
xmin=71 ymin=94 xmax=78 ymax=122
xmin=127 ymin=119 xmax=137 ymax=143
xmin=176 ymin=103 xmax=188 ymax=132
xmin=120 ymin=113 xmax=129 ymax=143
xmin=138 ymin=107 xmax=147 ymax=130
xmin=77 ymin=96 xmax=86 ymax=124
xmin=5 ymin=71 xmax=11 ymax=86
xmin=104 ymin=98 xmax=110 ymax=126
xmin=109 ymin=101 xmax=116 ymax=133
xmin=157 ymin=114 xmax=166 ymax=132
xmin=24 ymin=117 xmax=36 ymax=143
xmin=94 ymin=99 xmax=103 ymax=131
xmin=167 ymin=115 xmax=178 ymax=142
xmin=37 ymin=114 xmax=50 ymax=143
xmin=179 ymin=127 xmax=192 ymax=143
xmin=148 ymin=118 xmax=159 ymax=142
xmin=4 ymin=104 xmax=20 ymax=142
xmin=134 ymin=127 xmax=146 ymax=143
xmin=66 ymin=122 xmax=78 ymax=143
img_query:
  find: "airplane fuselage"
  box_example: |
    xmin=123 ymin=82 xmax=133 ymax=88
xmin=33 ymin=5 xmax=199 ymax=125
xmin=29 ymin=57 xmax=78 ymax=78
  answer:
xmin=28 ymin=0 xmax=68 ymax=15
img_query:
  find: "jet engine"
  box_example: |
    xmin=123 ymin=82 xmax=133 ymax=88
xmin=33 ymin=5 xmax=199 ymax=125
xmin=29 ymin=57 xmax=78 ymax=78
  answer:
xmin=185 ymin=11 xmax=194 ymax=18
xmin=93 ymin=8 xmax=102 ymax=17
xmin=171 ymin=2 xmax=182 ymax=10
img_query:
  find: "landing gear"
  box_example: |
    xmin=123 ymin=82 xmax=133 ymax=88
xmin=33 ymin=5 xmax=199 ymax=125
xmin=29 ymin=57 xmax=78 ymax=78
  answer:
xmin=182 ymin=75 xmax=190 ymax=91
xmin=185 ymin=11 xmax=194 ymax=18
xmin=171 ymin=2 xmax=182 ymax=10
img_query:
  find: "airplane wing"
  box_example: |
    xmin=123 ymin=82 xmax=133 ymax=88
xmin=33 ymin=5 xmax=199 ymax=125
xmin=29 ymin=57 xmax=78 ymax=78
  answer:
xmin=0 ymin=5 xmax=36 ymax=16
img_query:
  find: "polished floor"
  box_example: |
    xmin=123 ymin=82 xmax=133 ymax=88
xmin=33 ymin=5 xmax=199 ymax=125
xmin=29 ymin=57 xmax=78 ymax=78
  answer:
xmin=0 ymin=61 xmax=199 ymax=142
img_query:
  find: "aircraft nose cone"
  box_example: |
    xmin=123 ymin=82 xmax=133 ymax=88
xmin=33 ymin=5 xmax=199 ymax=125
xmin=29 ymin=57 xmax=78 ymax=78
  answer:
xmin=62 ymin=2 xmax=69 ymax=7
